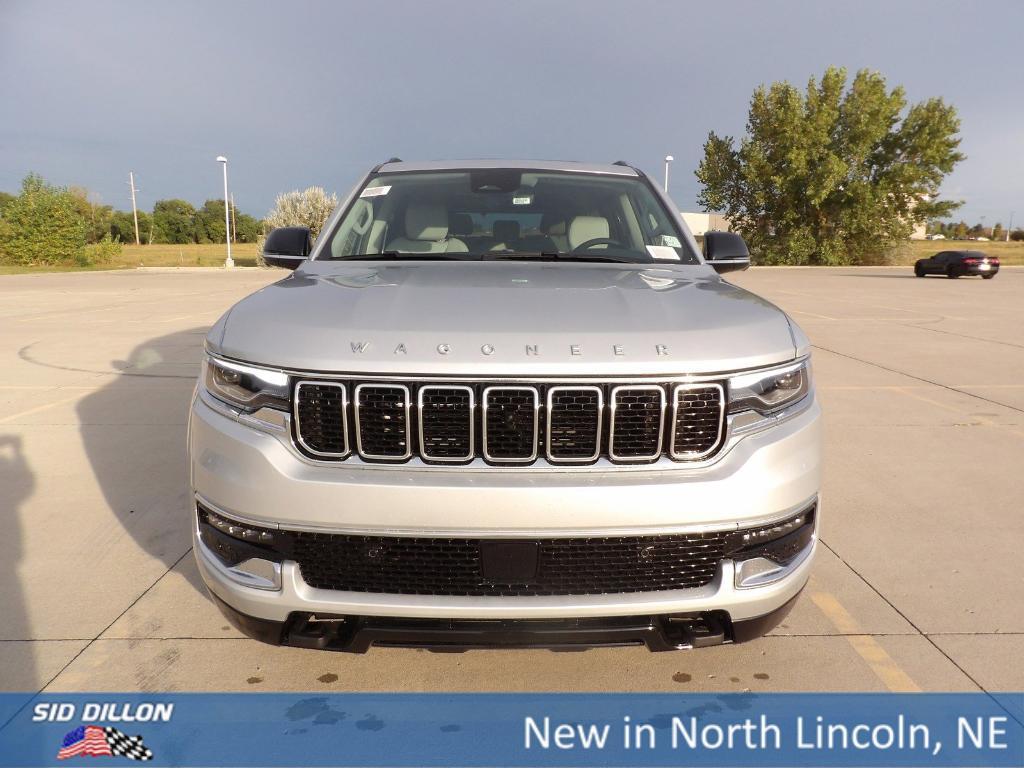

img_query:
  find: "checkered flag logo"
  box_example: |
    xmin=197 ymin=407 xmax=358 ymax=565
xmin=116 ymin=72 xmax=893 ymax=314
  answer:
xmin=105 ymin=727 xmax=154 ymax=761
xmin=57 ymin=725 xmax=153 ymax=761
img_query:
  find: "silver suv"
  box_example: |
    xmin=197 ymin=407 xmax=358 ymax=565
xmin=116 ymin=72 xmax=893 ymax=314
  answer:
xmin=189 ymin=160 xmax=821 ymax=652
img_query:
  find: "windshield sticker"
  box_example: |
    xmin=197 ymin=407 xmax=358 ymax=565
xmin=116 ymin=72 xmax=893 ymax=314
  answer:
xmin=647 ymin=245 xmax=681 ymax=261
xmin=657 ymin=235 xmax=682 ymax=248
xmin=512 ymin=195 xmax=532 ymax=205
xmin=359 ymin=185 xmax=391 ymax=198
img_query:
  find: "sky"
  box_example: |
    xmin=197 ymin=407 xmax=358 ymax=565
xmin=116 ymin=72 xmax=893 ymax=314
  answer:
xmin=1 ymin=0 xmax=1022 ymax=227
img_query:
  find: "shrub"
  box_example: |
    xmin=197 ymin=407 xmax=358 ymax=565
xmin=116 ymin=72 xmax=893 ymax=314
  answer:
xmin=0 ymin=174 xmax=87 ymax=265
xmin=83 ymin=233 xmax=123 ymax=264
xmin=257 ymin=187 xmax=338 ymax=266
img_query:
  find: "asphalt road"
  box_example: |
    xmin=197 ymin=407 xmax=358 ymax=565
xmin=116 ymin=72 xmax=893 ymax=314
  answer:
xmin=0 ymin=266 xmax=1020 ymax=693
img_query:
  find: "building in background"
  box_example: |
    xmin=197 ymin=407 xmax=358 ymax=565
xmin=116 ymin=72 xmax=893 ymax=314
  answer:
xmin=680 ymin=212 xmax=731 ymax=236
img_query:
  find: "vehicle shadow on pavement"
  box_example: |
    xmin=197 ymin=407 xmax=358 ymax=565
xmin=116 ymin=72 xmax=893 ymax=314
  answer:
xmin=76 ymin=328 xmax=209 ymax=600
xmin=0 ymin=435 xmax=35 ymax=691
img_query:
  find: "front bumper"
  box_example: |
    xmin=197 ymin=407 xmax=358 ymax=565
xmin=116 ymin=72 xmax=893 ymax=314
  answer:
xmin=189 ymin=388 xmax=821 ymax=643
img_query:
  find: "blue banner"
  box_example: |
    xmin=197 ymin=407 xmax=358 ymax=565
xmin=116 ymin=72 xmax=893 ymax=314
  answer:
xmin=0 ymin=693 xmax=1021 ymax=767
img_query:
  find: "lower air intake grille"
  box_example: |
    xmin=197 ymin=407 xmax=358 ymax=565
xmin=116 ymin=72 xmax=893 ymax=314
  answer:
xmin=290 ymin=531 xmax=730 ymax=596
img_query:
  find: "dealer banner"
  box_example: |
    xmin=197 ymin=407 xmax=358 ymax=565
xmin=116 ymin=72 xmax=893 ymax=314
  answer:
xmin=0 ymin=693 xmax=1021 ymax=767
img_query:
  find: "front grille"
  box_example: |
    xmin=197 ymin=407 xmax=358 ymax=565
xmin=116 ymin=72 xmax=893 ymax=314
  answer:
xmin=293 ymin=378 xmax=728 ymax=466
xmin=546 ymin=387 xmax=603 ymax=462
xmin=670 ymin=384 xmax=725 ymax=459
xmin=290 ymin=530 xmax=730 ymax=596
xmin=354 ymin=384 xmax=410 ymax=459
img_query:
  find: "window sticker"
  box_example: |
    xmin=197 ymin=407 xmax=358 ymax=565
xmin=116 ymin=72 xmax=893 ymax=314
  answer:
xmin=512 ymin=195 xmax=532 ymax=205
xmin=647 ymin=245 xmax=681 ymax=261
xmin=657 ymin=234 xmax=682 ymax=248
xmin=359 ymin=185 xmax=392 ymax=198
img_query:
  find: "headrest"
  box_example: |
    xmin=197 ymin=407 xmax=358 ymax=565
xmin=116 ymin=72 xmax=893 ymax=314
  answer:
xmin=568 ymin=216 xmax=610 ymax=249
xmin=449 ymin=212 xmax=473 ymax=237
xmin=492 ymin=220 xmax=520 ymax=243
xmin=405 ymin=203 xmax=448 ymax=241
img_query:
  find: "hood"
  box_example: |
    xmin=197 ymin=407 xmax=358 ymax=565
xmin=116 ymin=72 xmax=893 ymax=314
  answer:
xmin=210 ymin=261 xmax=798 ymax=376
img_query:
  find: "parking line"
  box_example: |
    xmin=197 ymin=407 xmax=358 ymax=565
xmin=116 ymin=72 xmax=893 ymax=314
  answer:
xmin=0 ymin=392 xmax=88 ymax=424
xmin=810 ymin=592 xmax=921 ymax=692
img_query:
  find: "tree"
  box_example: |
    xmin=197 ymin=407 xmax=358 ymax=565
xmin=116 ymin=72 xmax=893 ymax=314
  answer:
xmin=696 ymin=67 xmax=964 ymax=265
xmin=68 ymin=186 xmax=114 ymax=244
xmin=0 ymin=191 xmax=14 ymax=213
xmin=151 ymin=199 xmax=197 ymax=244
xmin=991 ymin=222 xmax=1004 ymax=241
xmin=0 ymin=174 xmax=87 ymax=265
xmin=109 ymin=209 xmax=151 ymax=244
xmin=193 ymin=199 xmax=228 ymax=244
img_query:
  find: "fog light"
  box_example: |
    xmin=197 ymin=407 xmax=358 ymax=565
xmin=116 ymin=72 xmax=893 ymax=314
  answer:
xmin=734 ymin=557 xmax=786 ymax=588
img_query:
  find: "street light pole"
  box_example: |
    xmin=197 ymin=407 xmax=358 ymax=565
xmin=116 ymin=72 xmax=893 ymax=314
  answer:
xmin=663 ymin=155 xmax=673 ymax=193
xmin=216 ymin=156 xmax=233 ymax=268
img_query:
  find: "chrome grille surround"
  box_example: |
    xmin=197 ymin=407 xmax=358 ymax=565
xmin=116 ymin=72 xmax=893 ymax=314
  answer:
xmin=417 ymin=385 xmax=475 ymax=463
xmin=608 ymin=384 xmax=667 ymax=462
xmin=353 ymin=383 xmax=412 ymax=461
xmin=293 ymin=380 xmax=349 ymax=458
xmin=669 ymin=383 xmax=726 ymax=460
xmin=481 ymin=386 xmax=540 ymax=464
xmin=291 ymin=376 xmax=733 ymax=467
xmin=545 ymin=385 xmax=604 ymax=464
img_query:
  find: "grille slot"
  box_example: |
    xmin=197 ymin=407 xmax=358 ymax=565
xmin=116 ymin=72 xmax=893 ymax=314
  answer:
xmin=354 ymin=384 xmax=411 ymax=460
xmin=609 ymin=385 xmax=666 ymax=461
xmin=670 ymin=384 xmax=725 ymax=460
xmin=290 ymin=531 xmax=729 ymax=596
xmin=482 ymin=386 xmax=539 ymax=463
xmin=294 ymin=381 xmax=349 ymax=457
xmin=418 ymin=386 xmax=474 ymax=462
xmin=546 ymin=386 xmax=603 ymax=462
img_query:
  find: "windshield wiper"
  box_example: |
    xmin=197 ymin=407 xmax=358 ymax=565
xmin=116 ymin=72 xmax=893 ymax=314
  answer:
xmin=484 ymin=251 xmax=636 ymax=264
xmin=332 ymin=251 xmax=476 ymax=261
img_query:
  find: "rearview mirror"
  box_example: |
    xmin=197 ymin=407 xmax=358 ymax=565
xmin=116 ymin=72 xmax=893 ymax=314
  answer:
xmin=703 ymin=231 xmax=750 ymax=274
xmin=262 ymin=227 xmax=312 ymax=269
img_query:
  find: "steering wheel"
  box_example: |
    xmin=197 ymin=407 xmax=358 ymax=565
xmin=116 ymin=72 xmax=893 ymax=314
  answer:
xmin=571 ymin=237 xmax=624 ymax=252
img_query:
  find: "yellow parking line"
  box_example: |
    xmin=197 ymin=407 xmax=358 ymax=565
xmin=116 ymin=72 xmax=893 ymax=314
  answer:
xmin=811 ymin=592 xmax=921 ymax=692
xmin=0 ymin=393 xmax=87 ymax=424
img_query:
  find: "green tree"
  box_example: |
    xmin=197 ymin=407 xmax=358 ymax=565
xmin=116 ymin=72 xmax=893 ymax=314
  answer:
xmin=152 ymin=199 xmax=197 ymax=244
xmin=0 ymin=191 xmax=14 ymax=213
xmin=696 ymin=67 xmax=964 ymax=265
xmin=109 ymin=209 xmax=151 ymax=244
xmin=0 ymin=173 xmax=87 ymax=265
xmin=193 ymin=199 xmax=227 ymax=244
xmin=991 ymin=222 xmax=1004 ymax=241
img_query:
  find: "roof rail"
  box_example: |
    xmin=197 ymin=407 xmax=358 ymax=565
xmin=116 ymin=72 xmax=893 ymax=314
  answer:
xmin=370 ymin=157 xmax=403 ymax=173
xmin=612 ymin=160 xmax=645 ymax=178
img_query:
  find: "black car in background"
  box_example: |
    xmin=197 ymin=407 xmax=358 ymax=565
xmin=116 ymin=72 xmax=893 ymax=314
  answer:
xmin=915 ymin=250 xmax=999 ymax=279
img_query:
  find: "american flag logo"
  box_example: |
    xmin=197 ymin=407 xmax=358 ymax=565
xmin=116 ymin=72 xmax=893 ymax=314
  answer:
xmin=57 ymin=725 xmax=154 ymax=761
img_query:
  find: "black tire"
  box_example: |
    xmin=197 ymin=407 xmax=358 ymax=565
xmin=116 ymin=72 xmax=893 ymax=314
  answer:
xmin=914 ymin=262 xmax=926 ymax=277
xmin=946 ymin=266 xmax=959 ymax=279
xmin=982 ymin=274 xmax=995 ymax=280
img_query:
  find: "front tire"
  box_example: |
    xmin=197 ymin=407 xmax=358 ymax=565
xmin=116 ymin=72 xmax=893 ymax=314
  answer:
xmin=914 ymin=262 xmax=926 ymax=277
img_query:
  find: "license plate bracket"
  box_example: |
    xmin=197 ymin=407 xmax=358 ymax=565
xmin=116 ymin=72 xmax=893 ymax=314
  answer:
xmin=480 ymin=541 xmax=540 ymax=583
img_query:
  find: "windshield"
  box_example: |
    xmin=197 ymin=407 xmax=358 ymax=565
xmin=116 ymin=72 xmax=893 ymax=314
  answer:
xmin=320 ymin=169 xmax=701 ymax=264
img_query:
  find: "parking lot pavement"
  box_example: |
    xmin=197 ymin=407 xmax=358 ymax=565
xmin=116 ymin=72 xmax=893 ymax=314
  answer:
xmin=0 ymin=266 xmax=1020 ymax=693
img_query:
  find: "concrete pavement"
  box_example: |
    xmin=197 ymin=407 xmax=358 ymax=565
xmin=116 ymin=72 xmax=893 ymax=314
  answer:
xmin=0 ymin=266 xmax=1020 ymax=693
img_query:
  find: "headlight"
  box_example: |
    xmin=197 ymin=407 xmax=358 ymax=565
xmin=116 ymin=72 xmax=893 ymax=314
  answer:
xmin=202 ymin=355 xmax=289 ymax=412
xmin=728 ymin=359 xmax=811 ymax=415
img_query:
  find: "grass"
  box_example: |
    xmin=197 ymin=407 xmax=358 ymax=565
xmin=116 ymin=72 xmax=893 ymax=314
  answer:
xmin=1 ymin=239 xmax=1021 ymax=275
xmin=0 ymin=242 xmax=260 ymax=274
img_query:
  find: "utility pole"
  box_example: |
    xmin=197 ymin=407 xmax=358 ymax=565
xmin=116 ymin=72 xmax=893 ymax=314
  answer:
xmin=1008 ymin=212 xmax=1014 ymax=242
xmin=230 ymin=192 xmax=237 ymax=243
xmin=127 ymin=172 xmax=141 ymax=245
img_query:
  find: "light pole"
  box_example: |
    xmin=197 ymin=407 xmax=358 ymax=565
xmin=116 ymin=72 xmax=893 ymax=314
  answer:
xmin=216 ymin=156 xmax=233 ymax=268
xmin=663 ymin=155 xmax=673 ymax=193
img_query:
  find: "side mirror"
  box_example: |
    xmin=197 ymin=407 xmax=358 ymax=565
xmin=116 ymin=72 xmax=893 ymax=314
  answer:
xmin=703 ymin=231 xmax=750 ymax=274
xmin=262 ymin=227 xmax=312 ymax=269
